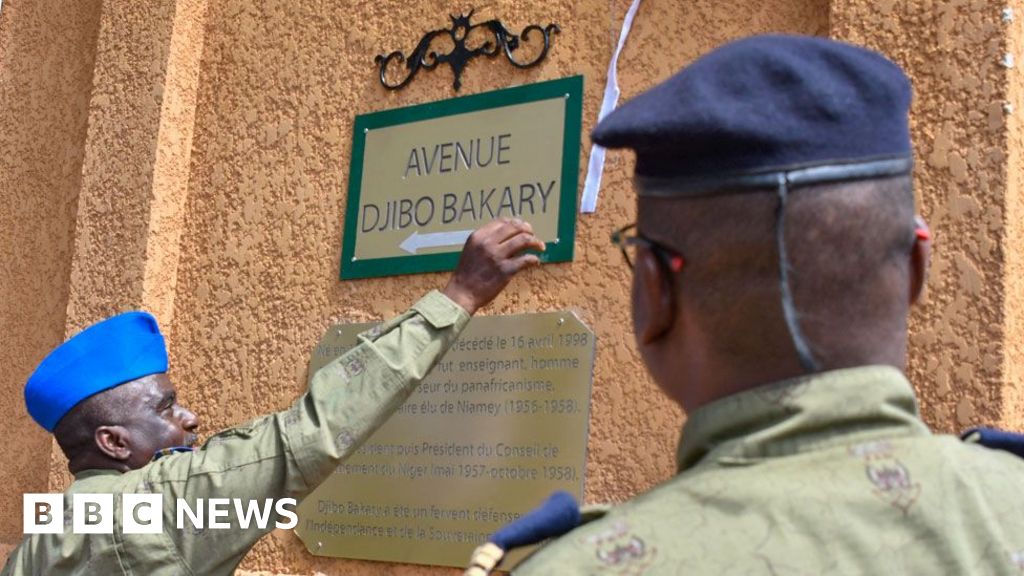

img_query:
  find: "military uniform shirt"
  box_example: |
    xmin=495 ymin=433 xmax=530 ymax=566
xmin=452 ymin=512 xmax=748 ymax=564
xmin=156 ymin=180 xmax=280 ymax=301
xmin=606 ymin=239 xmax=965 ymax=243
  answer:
xmin=2 ymin=290 xmax=469 ymax=576
xmin=513 ymin=366 xmax=1024 ymax=575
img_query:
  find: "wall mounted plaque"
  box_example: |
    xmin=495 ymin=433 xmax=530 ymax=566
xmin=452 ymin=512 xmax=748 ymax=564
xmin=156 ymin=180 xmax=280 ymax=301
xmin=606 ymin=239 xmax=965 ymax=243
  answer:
xmin=295 ymin=311 xmax=595 ymax=567
xmin=340 ymin=75 xmax=583 ymax=280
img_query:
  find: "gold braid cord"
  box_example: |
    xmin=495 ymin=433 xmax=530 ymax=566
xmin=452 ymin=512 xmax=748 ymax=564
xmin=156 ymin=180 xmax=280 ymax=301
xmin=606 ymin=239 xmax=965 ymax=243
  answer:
xmin=464 ymin=542 xmax=505 ymax=576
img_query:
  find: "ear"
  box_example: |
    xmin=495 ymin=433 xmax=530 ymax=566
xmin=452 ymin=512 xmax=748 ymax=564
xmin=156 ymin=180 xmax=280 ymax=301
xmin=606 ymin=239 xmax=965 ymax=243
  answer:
xmin=95 ymin=426 xmax=132 ymax=462
xmin=909 ymin=216 xmax=931 ymax=305
xmin=635 ymin=248 xmax=676 ymax=344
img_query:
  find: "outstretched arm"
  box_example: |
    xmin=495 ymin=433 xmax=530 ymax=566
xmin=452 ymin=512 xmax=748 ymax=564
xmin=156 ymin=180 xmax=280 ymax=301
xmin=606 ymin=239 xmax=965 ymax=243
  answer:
xmin=139 ymin=219 xmax=544 ymax=575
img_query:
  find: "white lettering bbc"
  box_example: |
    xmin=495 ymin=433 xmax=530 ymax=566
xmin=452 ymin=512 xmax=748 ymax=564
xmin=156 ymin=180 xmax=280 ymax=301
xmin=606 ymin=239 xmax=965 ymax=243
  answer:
xmin=24 ymin=494 xmax=298 ymax=534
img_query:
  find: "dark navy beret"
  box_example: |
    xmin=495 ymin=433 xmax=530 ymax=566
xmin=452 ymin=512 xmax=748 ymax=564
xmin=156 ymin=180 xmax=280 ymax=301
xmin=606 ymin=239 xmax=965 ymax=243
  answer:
xmin=592 ymin=34 xmax=913 ymax=182
xmin=25 ymin=311 xmax=168 ymax=431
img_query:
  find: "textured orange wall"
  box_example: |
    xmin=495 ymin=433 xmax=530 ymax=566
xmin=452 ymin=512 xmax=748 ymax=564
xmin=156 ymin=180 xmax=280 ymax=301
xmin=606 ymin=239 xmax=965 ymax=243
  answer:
xmin=1006 ymin=1 xmax=1024 ymax=431
xmin=0 ymin=0 xmax=102 ymax=545
xmin=61 ymin=0 xmax=179 ymax=326
xmin=832 ymin=1 xmax=1019 ymax=433
xmin=167 ymin=1 xmax=826 ymax=573
xmin=43 ymin=0 xmax=212 ymax=492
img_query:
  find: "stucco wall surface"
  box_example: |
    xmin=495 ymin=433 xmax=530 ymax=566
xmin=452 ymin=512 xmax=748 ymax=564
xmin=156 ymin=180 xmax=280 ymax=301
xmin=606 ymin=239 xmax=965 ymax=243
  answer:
xmin=1006 ymin=1 xmax=1024 ymax=430
xmin=162 ymin=1 xmax=827 ymax=573
xmin=60 ymin=0 xmax=179 ymax=328
xmin=833 ymin=0 xmax=1015 ymax=432
xmin=44 ymin=0 xmax=213 ymax=493
xmin=0 ymin=0 xmax=102 ymax=544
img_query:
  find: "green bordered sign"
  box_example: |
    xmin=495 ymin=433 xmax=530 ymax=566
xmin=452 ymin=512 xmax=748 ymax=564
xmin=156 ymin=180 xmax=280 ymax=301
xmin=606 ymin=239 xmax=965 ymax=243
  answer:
xmin=340 ymin=76 xmax=583 ymax=280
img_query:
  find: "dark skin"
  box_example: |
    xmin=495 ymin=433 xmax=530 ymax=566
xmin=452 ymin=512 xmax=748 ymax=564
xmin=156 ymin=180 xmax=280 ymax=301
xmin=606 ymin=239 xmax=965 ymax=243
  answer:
xmin=54 ymin=374 xmax=200 ymax=474
xmin=629 ymin=176 xmax=931 ymax=413
xmin=55 ymin=218 xmax=544 ymax=474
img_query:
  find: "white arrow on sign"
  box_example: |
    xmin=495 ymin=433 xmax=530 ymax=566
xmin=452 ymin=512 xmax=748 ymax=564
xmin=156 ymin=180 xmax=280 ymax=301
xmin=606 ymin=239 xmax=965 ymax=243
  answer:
xmin=399 ymin=230 xmax=473 ymax=255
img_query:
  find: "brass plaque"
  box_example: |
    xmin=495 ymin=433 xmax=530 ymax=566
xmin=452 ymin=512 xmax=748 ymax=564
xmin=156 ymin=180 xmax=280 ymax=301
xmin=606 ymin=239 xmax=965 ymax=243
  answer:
xmin=340 ymin=76 xmax=583 ymax=279
xmin=295 ymin=312 xmax=595 ymax=568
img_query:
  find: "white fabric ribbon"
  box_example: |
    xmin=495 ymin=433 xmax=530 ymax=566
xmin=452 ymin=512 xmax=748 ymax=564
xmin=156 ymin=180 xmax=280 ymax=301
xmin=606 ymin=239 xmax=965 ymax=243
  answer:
xmin=579 ymin=0 xmax=643 ymax=213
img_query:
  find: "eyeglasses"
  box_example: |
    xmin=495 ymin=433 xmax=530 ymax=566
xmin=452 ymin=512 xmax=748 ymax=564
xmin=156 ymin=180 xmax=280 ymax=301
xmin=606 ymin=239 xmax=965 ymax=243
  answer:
xmin=611 ymin=224 xmax=685 ymax=272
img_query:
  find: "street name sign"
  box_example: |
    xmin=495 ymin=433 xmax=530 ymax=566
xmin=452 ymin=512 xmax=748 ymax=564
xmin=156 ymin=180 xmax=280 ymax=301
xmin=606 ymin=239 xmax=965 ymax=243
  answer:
xmin=340 ymin=76 xmax=583 ymax=279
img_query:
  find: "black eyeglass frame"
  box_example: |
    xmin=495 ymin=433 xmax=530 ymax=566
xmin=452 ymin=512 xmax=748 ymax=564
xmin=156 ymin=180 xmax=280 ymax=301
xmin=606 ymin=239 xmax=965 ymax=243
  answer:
xmin=611 ymin=223 xmax=685 ymax=271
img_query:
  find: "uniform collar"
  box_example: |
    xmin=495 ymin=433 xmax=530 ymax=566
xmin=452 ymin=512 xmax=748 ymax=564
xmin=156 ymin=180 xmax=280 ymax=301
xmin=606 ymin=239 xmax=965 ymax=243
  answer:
xmin=676 ymin=365 xmax=930 ymax=472
xmin=73 ymin=468 xmax=123 ymax=481
xmin=69 ymin=447 xmax=194 ymax=481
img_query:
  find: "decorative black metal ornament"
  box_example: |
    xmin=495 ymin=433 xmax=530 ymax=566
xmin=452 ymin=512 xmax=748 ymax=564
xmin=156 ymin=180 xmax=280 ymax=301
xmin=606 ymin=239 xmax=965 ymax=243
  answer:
xmin=375 ymin=11 xmax=559 ymax=91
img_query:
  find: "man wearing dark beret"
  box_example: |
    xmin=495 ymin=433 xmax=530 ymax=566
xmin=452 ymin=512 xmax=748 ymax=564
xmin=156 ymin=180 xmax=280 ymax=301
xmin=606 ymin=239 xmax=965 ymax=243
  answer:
xmin=509 ymin=35 xmax=1024 ymax=574
xmin=2 ymin=219 xmax=544 ymax=575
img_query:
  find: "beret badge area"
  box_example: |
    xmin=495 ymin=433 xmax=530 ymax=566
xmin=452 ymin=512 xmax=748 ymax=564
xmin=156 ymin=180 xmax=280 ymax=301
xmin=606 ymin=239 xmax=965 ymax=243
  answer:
xmin=25 ymin=311 xmax=168 ymax=431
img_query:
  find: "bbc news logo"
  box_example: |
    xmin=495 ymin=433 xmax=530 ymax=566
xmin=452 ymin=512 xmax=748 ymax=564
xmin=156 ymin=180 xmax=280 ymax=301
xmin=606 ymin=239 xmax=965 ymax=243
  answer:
xmin=24 ymin=494 xmax=298 ymax=534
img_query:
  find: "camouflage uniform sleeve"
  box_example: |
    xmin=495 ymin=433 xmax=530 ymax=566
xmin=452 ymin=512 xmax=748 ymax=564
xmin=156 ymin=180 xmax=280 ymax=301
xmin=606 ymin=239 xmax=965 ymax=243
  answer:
xmin=508 ymin=505 xmax=613 ymax=575
xmin=135 ymin=290 xmax=470 ymax=575
xmin=511 ymin=541 xmax=597 ymax=575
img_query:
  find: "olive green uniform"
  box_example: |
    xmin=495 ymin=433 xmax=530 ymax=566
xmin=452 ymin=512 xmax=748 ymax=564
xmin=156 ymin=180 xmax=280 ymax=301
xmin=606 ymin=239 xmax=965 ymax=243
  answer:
xmin=513 ymin=366 xmax=1024 ymax=575
xmin=3 ymin=291 xmax=469 ymax=576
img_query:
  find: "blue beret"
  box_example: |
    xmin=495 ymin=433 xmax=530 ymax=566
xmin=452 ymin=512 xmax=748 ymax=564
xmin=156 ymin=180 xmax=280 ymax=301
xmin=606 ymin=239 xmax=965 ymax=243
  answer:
xmin=25 ymin=311 xmax=168 ymax=432
xmin=592 ymin=34 xmax=912 ymax=183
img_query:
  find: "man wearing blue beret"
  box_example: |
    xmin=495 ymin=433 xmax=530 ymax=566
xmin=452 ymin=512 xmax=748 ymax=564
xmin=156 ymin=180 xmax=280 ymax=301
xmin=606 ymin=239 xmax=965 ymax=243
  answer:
xmin=506 ymin=35 xmax=1024 ymax=574
xmin=3 ymin=218 xmax=544 ymax=575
